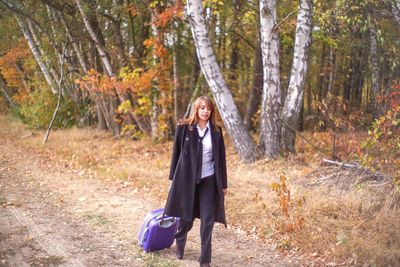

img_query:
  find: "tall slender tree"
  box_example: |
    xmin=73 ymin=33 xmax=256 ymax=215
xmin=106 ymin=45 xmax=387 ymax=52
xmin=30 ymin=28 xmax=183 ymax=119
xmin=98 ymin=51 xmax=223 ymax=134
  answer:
xmin=368 ymin=7 xmax=381 ymax=119
xmin=244 ymin=43 xmax=263 ymax=130
xmin=16 ymin=16 xmax=59 ymax=94
xmin=186 ymin=0 xmax=258 ymax=163
xmin=281 ymin=0 xmax=313 ymax=152
xmin=259 ymin=0 xmax=281 ymax=158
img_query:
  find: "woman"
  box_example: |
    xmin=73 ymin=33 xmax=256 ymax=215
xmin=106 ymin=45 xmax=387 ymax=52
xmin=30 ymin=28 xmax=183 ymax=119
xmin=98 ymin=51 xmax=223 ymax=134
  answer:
xmin=165 ymin=95 xmax=228 ymax=267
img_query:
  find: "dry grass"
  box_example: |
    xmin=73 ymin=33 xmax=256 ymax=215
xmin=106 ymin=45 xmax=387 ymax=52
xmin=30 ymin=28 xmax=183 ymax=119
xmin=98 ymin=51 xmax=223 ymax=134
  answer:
xmin=4 ymin=114 xmax=399 ymax=266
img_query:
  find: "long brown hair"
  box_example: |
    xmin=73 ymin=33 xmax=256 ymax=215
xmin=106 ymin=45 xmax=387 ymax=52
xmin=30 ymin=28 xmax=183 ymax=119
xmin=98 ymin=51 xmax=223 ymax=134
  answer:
xmin=179 ymin=96 xmax=218 ymax=131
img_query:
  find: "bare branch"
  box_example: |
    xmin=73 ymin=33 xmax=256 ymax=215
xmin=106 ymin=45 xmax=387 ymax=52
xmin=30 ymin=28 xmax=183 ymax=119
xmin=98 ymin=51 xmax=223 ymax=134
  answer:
xmin=279 ymin=116 xmax=327 ymax=155
xmin=0 ymin=0 xmax=50 ymax=38
xmin=274 ymin=9 xmax=297 ymax=32
xmin=43 ymin=40 xmax=68 ymax=144
xmin=322 ymin=158 xmax=359 ymax=169
xmin=38 ymin=0 xmax=76 ymax=15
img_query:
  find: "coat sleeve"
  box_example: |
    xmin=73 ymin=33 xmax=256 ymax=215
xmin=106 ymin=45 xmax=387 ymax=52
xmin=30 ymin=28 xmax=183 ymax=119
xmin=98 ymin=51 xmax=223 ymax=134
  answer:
xmin=169 ymin=125 xmax=183 ymax=180
xmin=219 ymin=127 xmax=228 ymax=189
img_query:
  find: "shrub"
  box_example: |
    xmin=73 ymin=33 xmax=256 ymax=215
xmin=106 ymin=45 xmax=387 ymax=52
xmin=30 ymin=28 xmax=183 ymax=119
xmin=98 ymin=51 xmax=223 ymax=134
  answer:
xmin=316 ymin=93 xmax=364 ymax=159
xmin=361 ymin=91 xmax=400 ymax=181
xmin=17 ymin=88 xmax=77 ymax=129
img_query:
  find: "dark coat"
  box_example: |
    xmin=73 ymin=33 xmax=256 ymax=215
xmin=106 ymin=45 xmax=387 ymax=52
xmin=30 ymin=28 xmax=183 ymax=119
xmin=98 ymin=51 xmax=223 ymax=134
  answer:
xmin=164 ymin=122 xmax=227 ymax=226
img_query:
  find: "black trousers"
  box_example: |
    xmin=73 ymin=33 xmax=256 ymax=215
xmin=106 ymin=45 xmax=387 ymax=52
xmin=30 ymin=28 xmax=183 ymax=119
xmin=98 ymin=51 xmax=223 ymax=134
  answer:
xmin=175 ymin=174 xmax=217 ymax=264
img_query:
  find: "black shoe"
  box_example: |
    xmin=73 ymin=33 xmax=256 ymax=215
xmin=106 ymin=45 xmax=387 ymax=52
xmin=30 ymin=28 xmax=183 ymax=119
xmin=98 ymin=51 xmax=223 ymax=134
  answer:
xmin=175 ymin=243 xmax=184 ymax=260
xmin=200 ymin=264 xmax=210 ymax=267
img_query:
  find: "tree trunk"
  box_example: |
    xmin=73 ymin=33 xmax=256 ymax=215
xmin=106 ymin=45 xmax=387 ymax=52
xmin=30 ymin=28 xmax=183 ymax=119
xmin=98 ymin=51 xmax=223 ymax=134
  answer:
xmin=281 ymin=0 xmax=313 ymax=153
xmin=259 ymin=0 xmax=281 ymax=158
xmin=369 ymin=16 xmax=381 ymax=119
xmin=16 ymin=16 xmax=58 ymax=94
xmin=184 ymin=13 xmax=216 ymax=118
xmin=188 ymin=50 xmax=201 ymax=100
xmin=127 ymin=0 xmax=149 ymax=66
xmin=244 ymin=43 xmax=263 ymax=130
xmin=317 ymin=43 xmax=327 ymax=102
xmin=109 ymin=96 xmax=120 ymax=137
xmin=58 ymin=11 xmax=89 ymax=73
xmin=229 ymin=0 xmax=241 ymax=82
xmin=75 ymin=0 xmax=115 ymax=77
xmin=303 ymin=78 xmax=311 ymax=119
xmin=393 ymin=0 xmax=400 ymax=25
xmin=75 ymin=0 xmax=126 ymax=136
xmin=150 ymin=8 xmax=160 ymax=142
xmin=95 ymin=99 xmax=108 ymax=130
xmin=27 ymin=18 xmax=65 ymax=95
xmin=327 ymin=47 xmax=336 ymax=94
xmin=186 ymin=0 xmax=258 ymax=163
xmin=172 ymin=25 xmax=180 ymax=124
xmin=0 ymin=73 xmax=16 ymax=108
xmin=111 ymin=0 xmax=128 ymax=67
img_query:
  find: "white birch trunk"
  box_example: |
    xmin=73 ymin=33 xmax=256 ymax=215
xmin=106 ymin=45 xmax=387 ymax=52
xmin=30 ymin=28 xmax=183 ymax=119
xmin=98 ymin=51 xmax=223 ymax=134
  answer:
xmin=75 ymin=0 xmax=115 ymax=77
xmin=16 ymin=16 xmax=58 ymax=94
xmin=75 ymin=0 xmax=124 ymax=136
xmin=58 ymin=11 xmax=89 ymax=73
xmin=26 ymin=19 xmax=64 ymax=93
xmin=393 ymin=0 xmax=400 ymax=25
xmin=150 ymin=9 xmax=159 ymax=141
xmin=0 ymin=74 xmax=16 ymax=108
xmin=187 ymin=0 xmax=258 ymax=163
xmin=172 ymin=26 xmax=180 ymax=124
xmin=281 ymin=0 xmax=313 ymax=152
xmin=259 ymin=0 xmax=281 ymax=158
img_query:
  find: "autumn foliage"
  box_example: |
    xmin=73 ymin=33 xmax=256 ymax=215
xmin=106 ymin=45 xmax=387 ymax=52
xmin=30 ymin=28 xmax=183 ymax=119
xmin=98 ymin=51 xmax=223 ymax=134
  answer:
xmin=316 ymin=93 xmax=364 ymax=159
xmin=271 ymin=174 xmax=304 ymax=234
xmin=361 ymin=85 xmax=400 ymax=181
xmin=0 ymin=42 xmax=32 ymax=90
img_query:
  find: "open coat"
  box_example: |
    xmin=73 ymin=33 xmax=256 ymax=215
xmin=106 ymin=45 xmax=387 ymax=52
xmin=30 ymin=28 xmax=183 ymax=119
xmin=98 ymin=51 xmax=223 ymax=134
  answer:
xmin=164 ymin=122 xmax=227 ymax=226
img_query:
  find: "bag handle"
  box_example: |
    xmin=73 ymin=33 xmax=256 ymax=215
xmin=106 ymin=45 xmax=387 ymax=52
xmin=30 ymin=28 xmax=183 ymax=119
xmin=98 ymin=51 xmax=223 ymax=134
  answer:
xmin=160 ymin=125 xmax=187 ymax=225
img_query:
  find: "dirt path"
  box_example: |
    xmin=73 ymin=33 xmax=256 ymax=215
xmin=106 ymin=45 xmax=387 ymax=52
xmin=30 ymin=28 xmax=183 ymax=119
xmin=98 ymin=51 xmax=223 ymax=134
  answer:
xmin=0 ymin=118 xmax=303 ymax=267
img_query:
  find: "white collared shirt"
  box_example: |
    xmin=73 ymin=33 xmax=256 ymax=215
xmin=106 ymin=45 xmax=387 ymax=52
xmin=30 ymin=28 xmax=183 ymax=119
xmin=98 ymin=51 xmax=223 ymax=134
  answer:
xmin=197 ymin=121 xmax=215 ymax=178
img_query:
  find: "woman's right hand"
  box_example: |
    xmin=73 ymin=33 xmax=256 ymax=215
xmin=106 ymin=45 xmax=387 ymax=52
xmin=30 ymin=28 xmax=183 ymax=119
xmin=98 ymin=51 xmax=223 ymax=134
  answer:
xmin=223 ymin=188 xmax=227 ymax=196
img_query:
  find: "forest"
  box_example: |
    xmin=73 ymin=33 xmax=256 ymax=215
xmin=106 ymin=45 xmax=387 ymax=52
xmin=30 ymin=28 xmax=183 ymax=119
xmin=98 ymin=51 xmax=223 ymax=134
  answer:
xmin=0 ymin=0 xmax=399 ymax=266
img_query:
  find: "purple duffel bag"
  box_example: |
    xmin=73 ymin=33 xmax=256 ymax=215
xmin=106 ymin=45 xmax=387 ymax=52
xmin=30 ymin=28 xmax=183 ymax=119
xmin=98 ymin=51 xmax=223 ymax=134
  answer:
xmin=138 ymin=208 xmax=180 ymax=252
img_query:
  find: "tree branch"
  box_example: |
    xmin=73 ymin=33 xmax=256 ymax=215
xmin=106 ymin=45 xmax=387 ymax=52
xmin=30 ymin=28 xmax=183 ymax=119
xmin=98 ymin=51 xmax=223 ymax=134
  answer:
xmin=274 ymin=9 xmax=297 ymax=32
xmin=0 ymin=73 xmax=16 ymax=108
xmin=322 ymin=158 xmax=359 ymax=169
xmin=38 ymin=0 xmax=76 ymax=15
xmin=279 ymin=116 xmax=327 ymax=155
xmin=230 ymin=29 xmax=256 ymax=50
xmin=43 ymin=40 xmax=68 ymax=144
xmin=0 ymin=0 xmax=50 ymax=38
xmin=98 ymin=11 xmax=118 ymax=23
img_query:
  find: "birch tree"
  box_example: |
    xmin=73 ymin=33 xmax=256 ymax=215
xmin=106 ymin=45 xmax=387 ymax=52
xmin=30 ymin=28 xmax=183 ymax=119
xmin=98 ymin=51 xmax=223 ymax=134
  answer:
xmin=281 ymin=0 xmax=313 ymax=152
xmin=392 ymin=0 xmax=400 ymax=25
xmin=0 ymin=73 xmax=16 ymax=108
xmin=58 ymin=11 xmax=89 ymax=73
xmin=16 ymin=16 xmax=59 ymax=95
xmin=259 ymin=0 xmax=281 ymax=158
xmin=75 ymin=0 xmax=124 ymax=136
xmin=150 ymin=8 xmax=160 ymax=141
xmin=186 ymin=0 xmax=258 ymax=163
xmin=369 ymin=16 xmax=381 ymax=119
xmin=75 ymin=0 xmax=115 ymax=78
